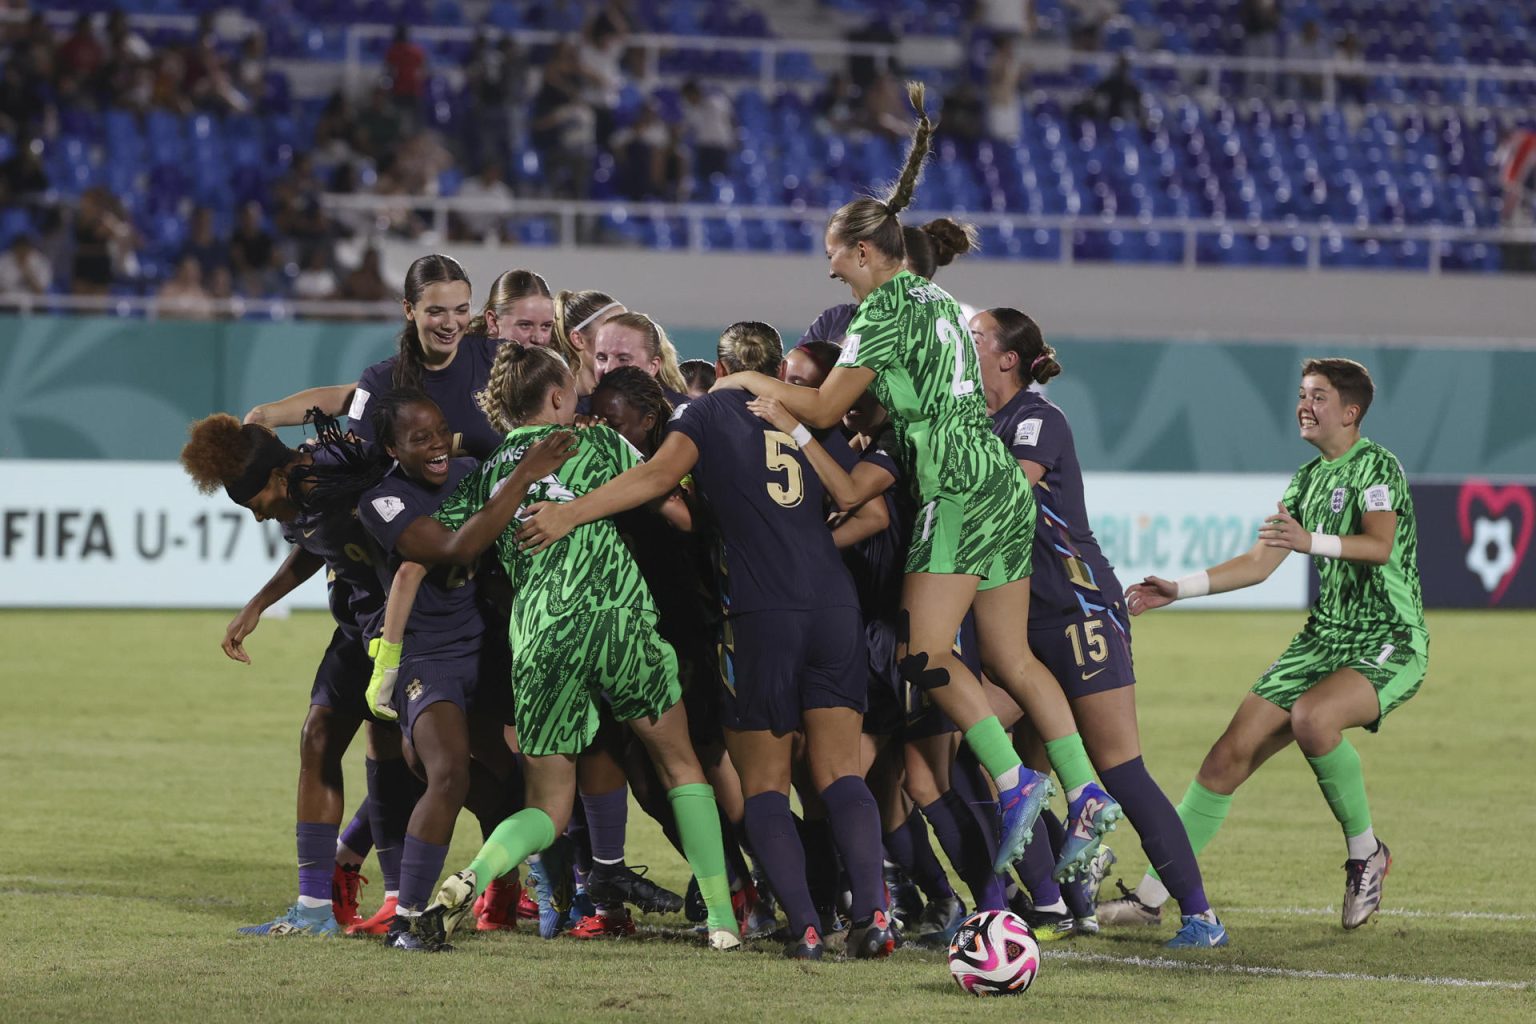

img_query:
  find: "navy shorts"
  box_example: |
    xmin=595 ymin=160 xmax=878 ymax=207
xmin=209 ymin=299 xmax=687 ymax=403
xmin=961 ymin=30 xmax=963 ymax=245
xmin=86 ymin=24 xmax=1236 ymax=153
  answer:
xmin=393 ymin=632 xmax=506 ymax=744
xmin=862 ymin=618 xmax=904 ymax=736
xmin=310 ymin=626 xmax=372 ymax=721
xmin=720 ymin=606 xmax=866 ymax=735
xmin=902 ymin=611 xmax=975 ymax=740
xmin=676 ymin=629 xmax=724 ymax=748
xmin=1029 ymin=610 xmax=1135 ymax=700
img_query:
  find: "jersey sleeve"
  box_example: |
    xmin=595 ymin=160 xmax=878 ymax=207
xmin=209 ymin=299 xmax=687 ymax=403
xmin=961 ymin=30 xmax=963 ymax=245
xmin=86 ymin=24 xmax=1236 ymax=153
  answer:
xmin=814 ymin=427 xmax=860 ymax=473
xmin=358 ymin=480 xmax=418 ymax=552
xmin=1006 ymin=403 xmax=1068 ymax=468
xmin=665 ymin=395 xmax=714 ymax=472
xmin=346 ymin=361 xmax=392 ymax=444
xmin=1280 ymin=462 xmax=1311 ymax=520
xmin=1356 ymin=448 xmax=1407 ymax=515
xmin=798 ymin=304 xmax=856 ymax=347
xmin=836 ymin=291 xmax=901 ymax=374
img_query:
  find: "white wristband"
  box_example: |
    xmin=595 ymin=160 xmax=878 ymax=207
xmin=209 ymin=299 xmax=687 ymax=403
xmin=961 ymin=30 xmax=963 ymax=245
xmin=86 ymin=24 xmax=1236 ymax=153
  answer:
xmin=790 ymin=424 xmax=813 ymax=448
xmin=1309 ymin=532 xmax=1343 ymax=558
xmin=1175 ymin=571 xmax=1210 ymax=600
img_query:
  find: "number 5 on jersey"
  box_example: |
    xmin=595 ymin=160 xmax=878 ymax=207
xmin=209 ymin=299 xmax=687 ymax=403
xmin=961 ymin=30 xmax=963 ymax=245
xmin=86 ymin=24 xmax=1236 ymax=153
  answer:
xmin=764 ymin=431 xmax=804 ymax=507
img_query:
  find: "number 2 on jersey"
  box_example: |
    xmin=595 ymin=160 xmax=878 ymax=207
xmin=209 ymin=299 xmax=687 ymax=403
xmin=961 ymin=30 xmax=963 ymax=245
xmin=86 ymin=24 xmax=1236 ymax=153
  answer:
xmin=936 ymin=316 xmax=975 ymax=398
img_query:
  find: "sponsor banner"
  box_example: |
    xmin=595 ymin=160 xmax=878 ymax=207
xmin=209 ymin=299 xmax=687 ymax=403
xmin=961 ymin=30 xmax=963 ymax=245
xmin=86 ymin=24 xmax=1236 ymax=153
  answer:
xmin=1083 ymin=472 xmax=1309 ymax=610
xmin=1410 ymin=479 xmax=1536 ymax=608
xmin=1 ymin=460 xmax=330 ymax=609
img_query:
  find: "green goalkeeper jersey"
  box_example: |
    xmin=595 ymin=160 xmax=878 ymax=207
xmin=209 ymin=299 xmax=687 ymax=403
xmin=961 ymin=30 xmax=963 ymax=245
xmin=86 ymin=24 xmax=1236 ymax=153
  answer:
xmin=1281 ymin=437 xmax=1426 ymax=644
xmin=835 ymin=269 xmax=1014 ymax=502
xmin=433 ymin=424 xmax=656 ymax=628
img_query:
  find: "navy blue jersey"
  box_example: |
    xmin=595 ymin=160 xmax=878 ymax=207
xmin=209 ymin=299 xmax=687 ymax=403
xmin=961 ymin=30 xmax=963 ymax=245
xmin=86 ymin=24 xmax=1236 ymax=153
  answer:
xmin=666 ymin=391 xmax=859 ymax=616
xmin=282 ymin=506 xmax=389 ymax=639
xmin=348 ymin=334 xmax=504 ymax=461
xmin=357 ymin=457 xmax=485 ymax=649
xmin=840 ymin=428 xmax=907 ymax=627
xmin=991 ymin=390 xmax=1126 ymax=627
xmin=613 ymin=505 xmax=718 ymax=649
xmin=799 ymin=303 xmax=857 ymax=348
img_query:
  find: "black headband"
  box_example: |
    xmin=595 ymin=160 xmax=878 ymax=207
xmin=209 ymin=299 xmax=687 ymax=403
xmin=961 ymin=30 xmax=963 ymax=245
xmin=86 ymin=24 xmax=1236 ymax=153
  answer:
xmin=225 ymin=425 xmax=294 ymax=505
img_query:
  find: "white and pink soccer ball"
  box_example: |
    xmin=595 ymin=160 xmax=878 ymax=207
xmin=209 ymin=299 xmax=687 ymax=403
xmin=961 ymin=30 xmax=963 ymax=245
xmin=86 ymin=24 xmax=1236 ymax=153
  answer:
xmin=946 ymin=909 xmax=1041 ymax=996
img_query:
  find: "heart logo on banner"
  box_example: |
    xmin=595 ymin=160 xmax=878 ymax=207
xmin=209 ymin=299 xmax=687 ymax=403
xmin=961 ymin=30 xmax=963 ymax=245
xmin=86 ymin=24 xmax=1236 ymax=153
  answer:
xmin=1456 ymin=482 xmax=1534 ymax=605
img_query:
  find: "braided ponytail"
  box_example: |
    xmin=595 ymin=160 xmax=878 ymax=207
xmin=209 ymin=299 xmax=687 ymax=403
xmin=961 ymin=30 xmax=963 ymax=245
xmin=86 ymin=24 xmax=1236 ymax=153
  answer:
xmin=826 ymin=81 xmax=937 ymax=262
xmin=477 ymin=343 xmax=573 ymax=432
xmin=883 ymin=82 xmax=933 ymax=215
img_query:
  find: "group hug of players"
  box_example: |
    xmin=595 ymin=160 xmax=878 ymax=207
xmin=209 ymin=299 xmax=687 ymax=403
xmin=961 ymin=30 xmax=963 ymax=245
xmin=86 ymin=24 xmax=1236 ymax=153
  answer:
xmin=179 ymin=84 xmax=1427 ymax=958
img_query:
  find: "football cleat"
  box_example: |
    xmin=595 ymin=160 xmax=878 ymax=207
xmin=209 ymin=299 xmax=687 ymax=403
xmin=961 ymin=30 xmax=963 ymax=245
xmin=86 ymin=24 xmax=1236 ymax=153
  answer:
xmin=1342 ymin=840 xmax=1391 ymax=930
xmin=1095 ymin=880 xmax=1163 ymax=927
xmin=332 ymin=864 xmax=366 ymax=928
xmin=1166 ymin=913 xmax=1229 ymax=948
xmin=346 ymin=894 xmax=399 ymax=936
xmin=911 ymin=895 xmax=967 ymax=949
xmin=516 ymin=886 xmax=539 ymax=920
xmin=237 ymin=902 xmax=341 ymax=937
xmin=567 ymin=908 xmax=637 ymax=939
xmin=784 ymin=925 xmax=824 ymax=960
xmin=708 ymin=927 xmax=743 ymax=951
xmin=386 ymin=916 xmax=439 ymax=952
xmin=1021 ymin=904 xmax=1077 ymax=942
xmin=474 ymin=875 xmax=521 ymax=932
xmin=993 ymin=769 xmax=1056 ymax=873
xmin=683 ymin=876 xmax=707 ymax=923
xmin=411 ymin=870 xmax=477 ymax=950
xmin=585 ymin=862 xmax=684 ymax=915
xmin=1055 ymin=783 xmax=1122 ymax=882
xmin=565 ymin=886 xmax=597 ymax=928
xmin=526 ymin=856 xmax=567 ymax=940
xmin=1084 ymin=845 xmax=1117 ymax=903
xmin=734 ymin=881 xmax=777 ymax=940
xmin=847 ymin=909 xmax=898 ymax=959
xmin=884 ymin=863 xmax=924 ymax=933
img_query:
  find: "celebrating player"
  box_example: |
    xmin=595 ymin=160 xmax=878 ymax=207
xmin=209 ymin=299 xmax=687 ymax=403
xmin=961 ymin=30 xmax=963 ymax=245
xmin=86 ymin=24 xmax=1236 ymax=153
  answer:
xmin=550 ymin=289 xmax=626 ymax=400
xmin=708 ymin=83 xmax=1119 ymax=877
xmin=591 ymin=310 xmax=690 ymax=403
xmin=1101 ymin=358 xmax=1425 ymax=931
xmin=471 ymin=268 xmax=556 ymax=349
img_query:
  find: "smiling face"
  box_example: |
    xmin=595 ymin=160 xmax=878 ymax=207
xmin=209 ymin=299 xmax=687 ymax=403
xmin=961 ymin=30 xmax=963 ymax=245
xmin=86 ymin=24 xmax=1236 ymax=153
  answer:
xmin=824 ymin=230 xmax=867 ymax=300
xmin=405 ymin=279 xmax=473 ymax=367
xmin=593 ymin=321 xmax=658 ymax=381
xmin=385 ymin=401 xmax=454 ymax=486
xmin=1296 ymin=373 xmax=1359 ymax=450
xmin=489 ymin=294 xmax=556 ymax=349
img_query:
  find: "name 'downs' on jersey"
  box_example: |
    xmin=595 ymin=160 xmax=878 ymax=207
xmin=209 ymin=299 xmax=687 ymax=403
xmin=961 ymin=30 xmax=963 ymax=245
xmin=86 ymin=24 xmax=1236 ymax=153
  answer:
xmin=836 ymin=270 xmax=1004 ymax=502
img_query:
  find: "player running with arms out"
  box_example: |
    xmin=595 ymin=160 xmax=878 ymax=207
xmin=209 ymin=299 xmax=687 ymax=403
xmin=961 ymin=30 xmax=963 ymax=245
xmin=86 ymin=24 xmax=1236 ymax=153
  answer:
xmin=974 ymin=308 xmax=1227 ymax=948
xmin=1101 ymin=358 xmax=1426 ymax=931
xmin=180 ymin=413 xmax=404 ymax=937
xmin=709 ymin=82 xmax=1119 ymax=878
xmin=402 ymin=345 xmax=740 ymax=952
xmin=519 ymin=323 xmax=896 ymax=961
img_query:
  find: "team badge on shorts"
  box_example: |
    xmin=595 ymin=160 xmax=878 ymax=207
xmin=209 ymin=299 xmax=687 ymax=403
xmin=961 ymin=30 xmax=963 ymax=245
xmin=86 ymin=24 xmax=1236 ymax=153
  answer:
xmin=1330 ymin=487 xmax=1348 ymax=513
xmin=406 ymin=679 xmax=423 ymax=702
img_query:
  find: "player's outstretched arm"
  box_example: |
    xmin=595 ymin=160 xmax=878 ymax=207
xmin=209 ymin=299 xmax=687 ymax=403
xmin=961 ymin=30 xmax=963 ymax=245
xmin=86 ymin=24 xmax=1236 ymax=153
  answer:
xmin=1130 ymin=534 xmax=1293 ymax=615
xmin=518 ymin=432 xmax=700 ymax=553
xmin=243 ymin=384 xmax=355 ymax=428
xmin=712 ymin=365 xmax=875 ymax=430
xmin=394 ymin=430 xmax=580 ymax=567
xmin=223 ymin=545 xmax=326 ymax=662
xmin=1258 ymin=501 xmax=1394 ymax=565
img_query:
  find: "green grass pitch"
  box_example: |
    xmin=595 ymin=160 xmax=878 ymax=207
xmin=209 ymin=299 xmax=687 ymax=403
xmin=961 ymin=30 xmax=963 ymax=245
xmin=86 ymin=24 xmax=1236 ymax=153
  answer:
xmin=2 ymin=609 xmax=1532 ymax=1023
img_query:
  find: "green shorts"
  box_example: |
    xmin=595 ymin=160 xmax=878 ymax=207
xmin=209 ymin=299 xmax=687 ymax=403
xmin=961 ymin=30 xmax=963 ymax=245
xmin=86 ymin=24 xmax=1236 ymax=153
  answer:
xmin=906 ymin=465 xmax=1035 ymax=591
xmin=510 ymin=607 xmax=682 ymax=756
xmin=1252 ymin=627 xmax=1427 ymax=731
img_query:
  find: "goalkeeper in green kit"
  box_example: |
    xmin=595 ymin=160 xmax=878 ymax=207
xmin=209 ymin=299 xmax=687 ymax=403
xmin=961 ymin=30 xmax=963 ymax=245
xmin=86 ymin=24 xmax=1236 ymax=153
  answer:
xmin=1099 ymin=358 xmax=1427 ymax=933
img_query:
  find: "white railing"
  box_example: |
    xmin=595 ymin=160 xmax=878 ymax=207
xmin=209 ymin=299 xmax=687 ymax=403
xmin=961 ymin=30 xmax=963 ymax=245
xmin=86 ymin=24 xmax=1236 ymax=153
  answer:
xmin=0 ymin=292 xmax=398 ymax=321
xmin=11 ymin=9 xmax=1536 ymax=105
xmin=320 ymin=191 xmax=1536 ymax=275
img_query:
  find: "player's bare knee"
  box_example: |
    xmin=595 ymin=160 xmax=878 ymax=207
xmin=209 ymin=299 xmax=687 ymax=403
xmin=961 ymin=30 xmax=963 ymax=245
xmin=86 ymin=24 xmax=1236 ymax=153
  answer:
xmin=1198 ymin=741 xmax=1249 ymax=792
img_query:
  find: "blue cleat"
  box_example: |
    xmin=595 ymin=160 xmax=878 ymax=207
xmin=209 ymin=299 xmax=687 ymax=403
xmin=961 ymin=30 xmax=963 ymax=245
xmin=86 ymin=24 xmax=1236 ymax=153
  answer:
xmin=565 ymin=885 xmax=597 ymax=928
xmin=1166 ymin=914 xmax=1229 ymax=948
xmin=527 ymin=845 xmax=572 ymax=940
xmin=236 ymin=902 xmax=340 ymax=937
xmin=993 ymin=768 xmax=1056 ymax=874
xmin=1054 ymin=783 xmax=1122 ymax=883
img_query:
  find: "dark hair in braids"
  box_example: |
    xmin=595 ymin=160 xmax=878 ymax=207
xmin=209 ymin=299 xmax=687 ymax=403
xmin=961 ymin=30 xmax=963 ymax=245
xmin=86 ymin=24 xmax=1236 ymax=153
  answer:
xmin=394 ymin=254 xmax=472 ymax=392
xmin=826 ymin=81 xmax=935 ymax=262
xmin=591 ymin=366 xmax=673 ymax=456
xmin=478 ymin=343 xmax=573 ymax=432
xmin=287 ymin=408 xmax=390 ymax=517
xmin=987 ymin=308 xmax=1062 ymax=386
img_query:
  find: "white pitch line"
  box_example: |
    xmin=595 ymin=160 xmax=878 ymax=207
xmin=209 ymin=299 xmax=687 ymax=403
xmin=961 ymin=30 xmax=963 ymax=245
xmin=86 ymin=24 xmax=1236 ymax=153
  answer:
xmin=1237 ymin=905 xmax=1536 ymax=923
xmin=1052 ymin=950 xmax=1532 ymax=991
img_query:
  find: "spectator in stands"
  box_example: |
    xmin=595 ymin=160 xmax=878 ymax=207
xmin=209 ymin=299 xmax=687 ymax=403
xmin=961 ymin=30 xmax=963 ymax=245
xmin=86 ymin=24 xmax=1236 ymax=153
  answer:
xmin=293 ymin=246 xmax=340 ymax=301
xmin=184 ymin=12 xmax=247 ymax=113
xmin=233 ymin=30 xmax=270 ymax=112
xmin=815 ymin=72 xmax=862 ymax=136
xmin=1334 ymin=31 xmax=1366 ymax=105
xmin=464 ymin=32 xmax=525 ymax=169
xmin=451 ymin=161 xmax=514 ymax=243
xmin=1066 ymin=0 xmax=1116 ymax=51
xmin=611 ymin=100 xmax=684 ymax=201
xmin=0 ymin=53 xmax=42 ymax=138
xmin=101 ymin=10 xmax=153 ymax=105
xmin=986 ymin=33 xmax=1027 ymax=145
xmin=680 ymin=79 xmax=734 ymax=185
xmin=208 ymin=264 xmax=234 ymax=310
xmin=940 ymin=79 xmax=985 ymax=145
xmin=157 ymin=254 xmax=216 ymax=319
xmin=56 ymin=13 xmax=104 ymax=97
xmin=186 ymin=206 xmax=229 ymax=278
xmin=977 ymin=0 xmax=1037 ymax=38
xmin=273 ymin=154 xmax=334 ymax=258
xmin=847 ymin=16 xmax=897 ymax=89
xmin=338 ymin=245 xmax=390 ymax=303
xmin=0 ymin=233 xmax=52 ymax=297
xmin=72 ymin=187 xmax=141 ymax=296
xmin=578 ymin=15 xmax=628 ymax=145
xmin=357 ymin=83 xmax=405 ymax=161
xmin=1073 ymin=53 xmax=1142 ymax=124
xmin=531 ymin=40 xmax=597 ymax=200
xmin=1287 ymin=20 xmax=1328 ymax=101
xmin=384 ymin=24 xmax=428 ymax=121
xmin=864 ymin=72 xmax=913 ymax=139
xmin=1240 ymin=0 xmax=1283 ymax=95
xmin=229 ymin=200 xmax=277 ymax=297
xmin=151 ymin=50 xmax=193 ymax=115
xmin=0 ymin=136 xmax=48 ymax=202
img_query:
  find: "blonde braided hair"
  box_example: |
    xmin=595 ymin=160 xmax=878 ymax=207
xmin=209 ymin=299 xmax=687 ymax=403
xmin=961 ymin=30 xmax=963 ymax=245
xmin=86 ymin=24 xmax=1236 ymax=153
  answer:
xmin=477 ymin=343 xmax=573 ymax=432
xmin=826 ymin=81 xmax=936 ymax=261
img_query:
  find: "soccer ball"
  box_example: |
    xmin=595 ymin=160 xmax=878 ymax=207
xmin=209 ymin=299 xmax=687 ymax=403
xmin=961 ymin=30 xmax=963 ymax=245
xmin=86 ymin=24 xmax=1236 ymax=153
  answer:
xmin=947 ymin=909 xmax=1040 ymax=996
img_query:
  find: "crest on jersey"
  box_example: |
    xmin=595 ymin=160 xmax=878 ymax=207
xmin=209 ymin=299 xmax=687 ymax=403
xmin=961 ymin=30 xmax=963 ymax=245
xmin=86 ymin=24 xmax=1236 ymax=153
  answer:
xmin=371 ymin=496 xmax=406 ymax=522
xmin=406 ymin=679 xmax=423 ymax=702
xmin=1330 ymin=487 xmax=1347 ymax=514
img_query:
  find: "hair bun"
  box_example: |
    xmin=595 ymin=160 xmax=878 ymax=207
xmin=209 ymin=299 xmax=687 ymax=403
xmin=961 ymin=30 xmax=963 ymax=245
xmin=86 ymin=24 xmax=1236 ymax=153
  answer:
xmin=921 ymin=218 xmax=979 ymax=267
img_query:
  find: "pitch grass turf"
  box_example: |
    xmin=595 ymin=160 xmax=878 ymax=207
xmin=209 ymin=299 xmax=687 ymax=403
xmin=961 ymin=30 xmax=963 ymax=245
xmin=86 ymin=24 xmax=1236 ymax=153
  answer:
xmin=1 ymin=609 xmax=1532 ymax=1024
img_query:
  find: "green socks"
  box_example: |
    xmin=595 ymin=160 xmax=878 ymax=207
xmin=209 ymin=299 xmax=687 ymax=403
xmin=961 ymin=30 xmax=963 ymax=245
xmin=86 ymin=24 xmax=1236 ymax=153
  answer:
xmin=963 ymin=716 xmax=1023 ymax=783
xmin=1150 ymin=780 xmax=1232 ymax=884
xmin=1043 ymin=732 xmax=1095 ymax=796
xmin=466 ymin=807 xmax=556 ymax=899
xmin=1307 ymin=738 xmax=1373 ymax=838
xmin=668 ymin=783 xmax=734 ymax=933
